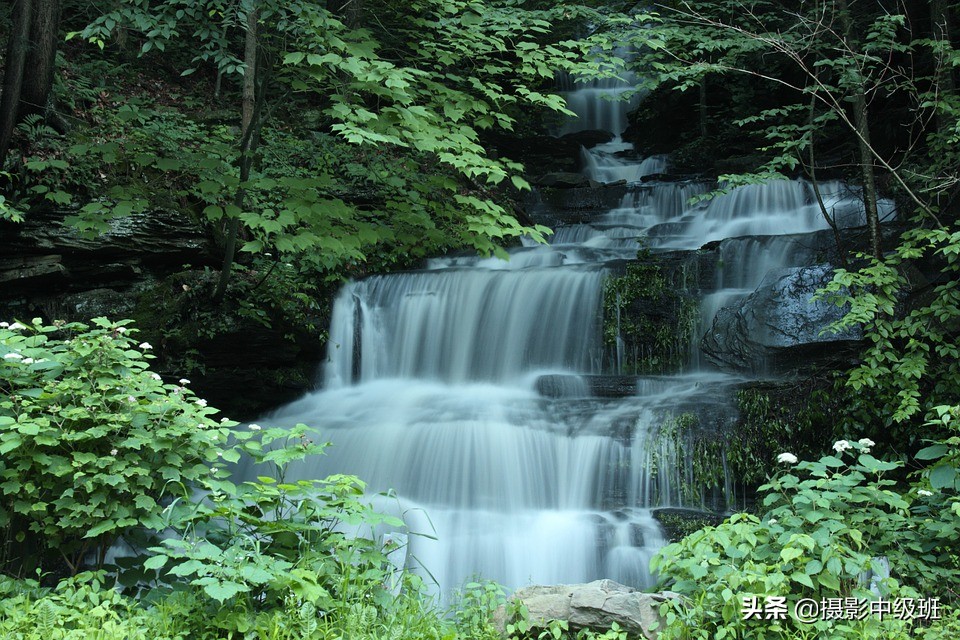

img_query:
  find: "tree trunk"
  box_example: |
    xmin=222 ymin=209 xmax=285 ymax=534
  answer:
xmin=0 ymin=0 xmax=34 ymax=169
xmin=213 ymin=5 xmax=259 ymax=302
xmin=837 ymin=0 xmax=881 ymax=259
xmin=20 ymin=0 xmax=61 ymax=121
xmin=698 ymin=75 xmax=708 ymax=138
xmin=931 ymin=0 xmax=955 ymax=134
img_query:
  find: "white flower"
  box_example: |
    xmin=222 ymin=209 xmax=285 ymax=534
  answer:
xmin=777 ymin=452 xmax=798 ymax=464
xmin=22 ymin=357 xmax=34 ymax=364
xmin=918 ymin=489 xmax=933 ymax=497
xmin=196 ymin=399 xmax=207 ymax=407
xmin=127 ymin=395 xmax=136 ymax=403
xmin=248 ymin=423 xmax=262 ymax=431
xmin=139 ymin=342 xmax=153 ymax=350
xmin=110 ymin=448 xmax=119 ymax=456
xmin=151 ymin=373 xmax=162 ymax=381
xmin=3 ymin=352 xmax=23 ymax=360
xmin=8 ymin=322 xmax=26 ymax=331
xmin=768 ymin=518 xmax=778 ymax=525
xmin=197 ymin=423 xmax=206 ymax=429
xmin=179 ymin=378 xmax=191 ymax=385
xmin=116 ymin=327 xmax=127 ymax=333
xmin=858 ymin=438 xmax=875 ymax=452
xmin=833 ymin=440 xmax=852 ymax=453
xmin=0 ymin=322 xmax=8 ymax=328
xmin=220 ymin=417 xmax=230 ymax=424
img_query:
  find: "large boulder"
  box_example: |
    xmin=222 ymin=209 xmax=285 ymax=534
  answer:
xmin=495 ymin=580 xmax=673 ymax=639
xmin=700 ymin=263 xmax=861 ymax=373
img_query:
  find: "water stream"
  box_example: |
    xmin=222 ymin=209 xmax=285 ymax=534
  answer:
xmin=254 ymin=72 xmax=891 ymax=599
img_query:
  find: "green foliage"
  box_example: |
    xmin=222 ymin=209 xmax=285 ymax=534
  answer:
xmin=0 ymin=318 xmax=231 ymax=573
xmin=52 ymin=0 xmax=636 ymax=274
xmin=0 ymin=572 xmax=186 ymax=640
xmin=0 ymin=317 xmax=465 ymax=639
xmin=731 ymin=384 xmax=843 ymax=486
xmin=603 ymin=253 xmax=698 ymax=374
xmin=817 ymin=226 xmax=960 ymax=428
xmin=649 ymin=412 xmax=727 ymax=508
xmin=146 ymin=424 xmax=404 ymax=613
xmin=652 ymin=436 xmax=960 ymax=639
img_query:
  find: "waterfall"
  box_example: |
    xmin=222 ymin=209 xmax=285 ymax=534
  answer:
xmin=252 ymin=65 xmax=895 ymax=600
xmin=324 ymin=265 xmax=606 ymax=387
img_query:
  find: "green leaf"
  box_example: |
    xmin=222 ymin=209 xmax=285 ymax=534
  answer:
xmin=929 ymin=464 xmax=957 ymax=490
xmin=818 ymin=573 xmax=841 ymax=591
xmin=916 ymin=444 xmax=948 ymax=461
xmin=792 ymin=572 xmax=815 ymax=589
xmin=202 ymin=580 xmax=245 ymax=603
xmin=85 ymin=520 xmax=117 ymax=538
xmin=143 ymin=555 xmax=168 ymax=570
xmin=780 ymin=547 xmax=803 ymax=563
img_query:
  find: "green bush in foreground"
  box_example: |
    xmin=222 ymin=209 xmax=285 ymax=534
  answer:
xmin=651 ymin=415 xmax=960 ymax=640
xmin=0 ymin=317 xmax=234 ymax=574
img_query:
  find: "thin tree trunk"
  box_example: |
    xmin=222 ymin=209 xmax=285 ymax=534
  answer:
xmin=20 ymin=0 xmax=61 ymax=120
xmin=0 ymin=0 xmax=34 ymax=169
xmin=806 ymin=86 xmax=848 ymax=269
xmin=931 ymin=0 xmax=954 ymax=134
xmin=837 ymin=0 xmax=881 ymax=259
xmin=213 ymin=5 xmax=259 ymax=302
xmin=698 ymin=75 xmax=708 ymax=138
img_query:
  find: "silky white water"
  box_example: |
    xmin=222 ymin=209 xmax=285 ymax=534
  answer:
xmin=253 ymin=70 xmax=892 ymax=600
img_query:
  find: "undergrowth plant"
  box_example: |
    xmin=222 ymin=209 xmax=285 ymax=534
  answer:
xmin=651 ymin=429 xmax=960 ymax=640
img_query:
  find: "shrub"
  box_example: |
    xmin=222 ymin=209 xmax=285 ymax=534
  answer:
xmin=650 ymin=438 xmax=957 ymax=639
xmin=0 ymin=317 xmax=234 ymax=574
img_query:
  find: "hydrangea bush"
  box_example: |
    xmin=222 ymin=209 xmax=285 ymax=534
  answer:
xmin=652 ymin=431 xmax=960 ymax=640
xmin=0 ymin=317 xmax=237 ymax=573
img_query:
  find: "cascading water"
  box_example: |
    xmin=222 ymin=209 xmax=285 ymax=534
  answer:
xmin=254 ymin=67 xmax=894 ymax=600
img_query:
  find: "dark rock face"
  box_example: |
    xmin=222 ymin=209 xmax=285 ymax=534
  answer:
xmin=0 ymin=208 xmax=208 ymax=318
xmin=0 ymin=209 xmax=327 ymax=421
xmin=535 ymin=374 xmax=642 ymax=398
xmin=484 ymin=130 xmax=615 ymax=175
xmin=701 ymin=263 xmax=862 ymax=374
xmin=533 ymin=172 xmax=603 ymax=189
xmin=526 ymin=182 xmax=629 ymax=227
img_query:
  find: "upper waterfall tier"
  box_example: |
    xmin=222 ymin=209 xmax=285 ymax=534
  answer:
xmin=557 ymin=71 xmax=642 ymax=138
xmin=549 ymin=178 xmax=895 ymax=254
xmin=324 ymin=264 xmax=606 ymax=387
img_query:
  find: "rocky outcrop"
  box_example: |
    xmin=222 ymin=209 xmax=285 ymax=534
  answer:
xmin=495 ymin=580 xmax=674 ymax=639
xmin=0 ymin=209 xmax=328 ymax=421
xmin=0 ymin=208 xmax=208 ymax=299
xmin=535 ymin=374 xmax=640 ymax=398
xmin=700 ymin=263 xmax=862 ymax=374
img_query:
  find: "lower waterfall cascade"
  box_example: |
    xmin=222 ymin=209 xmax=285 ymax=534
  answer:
xmin=250 ymin=79 xmax=895 ymax=600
